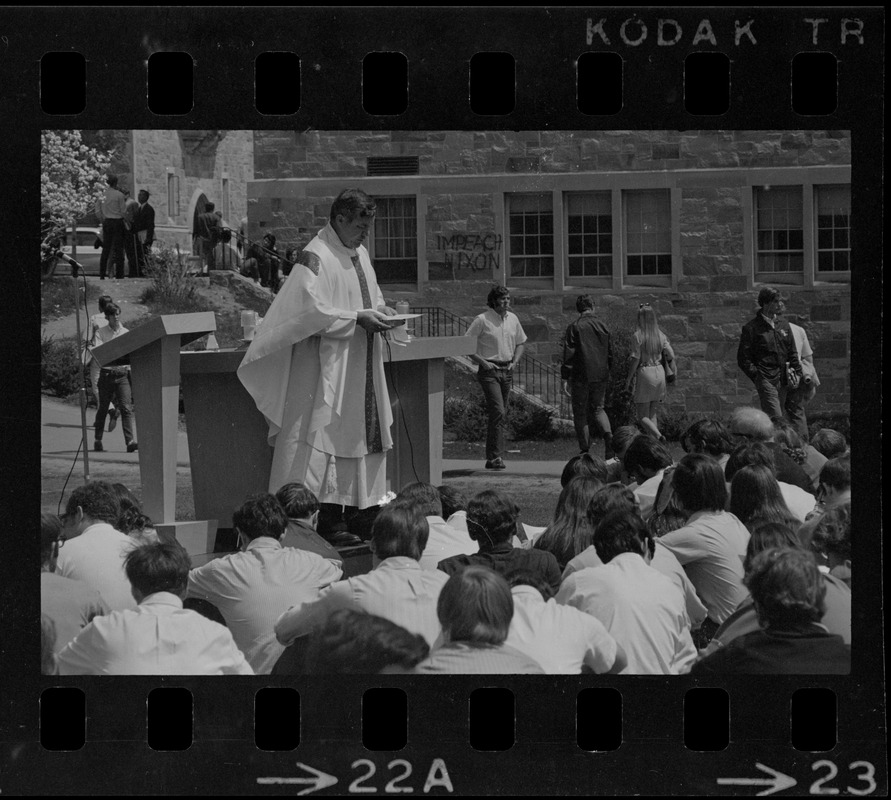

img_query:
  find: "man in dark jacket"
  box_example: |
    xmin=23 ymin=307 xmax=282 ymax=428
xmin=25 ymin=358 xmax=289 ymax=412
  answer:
xmin=737 ymin=286 xmax=802 ymax=421
xmin=562 ymin=294 xmax=614 ymax=455
xmin=131 ymin=190 xmax=155 ymax=276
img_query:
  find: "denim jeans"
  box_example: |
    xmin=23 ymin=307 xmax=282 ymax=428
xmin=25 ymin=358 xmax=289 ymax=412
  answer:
xmin=570 ymin=379 xmax=612 ymax=452
xmin=754 ymin=375 xmax=789 ymax=422
xmin=95 ymin=370 xmax=135 ymax=446
xmin=477 ymin=367 xmax=512 ymax=461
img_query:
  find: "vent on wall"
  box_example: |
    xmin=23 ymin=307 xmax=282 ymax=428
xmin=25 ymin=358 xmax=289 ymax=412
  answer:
xmin=367 ymin=156 xmax=420 ymax=176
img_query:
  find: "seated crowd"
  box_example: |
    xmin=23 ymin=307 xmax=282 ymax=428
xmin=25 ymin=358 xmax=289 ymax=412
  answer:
xmin=41 ymin=407 xmax=851 ymax=676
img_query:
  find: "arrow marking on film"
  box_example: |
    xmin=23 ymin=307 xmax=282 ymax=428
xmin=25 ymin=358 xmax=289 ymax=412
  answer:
xmin=257 ymin=762 xmax=339 ymax=795
xmin=717 ymin=762 xmax=797 ymax=796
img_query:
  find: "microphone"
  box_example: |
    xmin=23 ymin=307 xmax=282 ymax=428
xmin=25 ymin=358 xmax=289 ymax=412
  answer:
xmin=55 ymin=251 xmax=84 ymax=275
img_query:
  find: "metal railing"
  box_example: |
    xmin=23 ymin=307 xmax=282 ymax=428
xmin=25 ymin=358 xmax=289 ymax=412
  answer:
xmin=409 ymin=305 xmax=571 ymax=420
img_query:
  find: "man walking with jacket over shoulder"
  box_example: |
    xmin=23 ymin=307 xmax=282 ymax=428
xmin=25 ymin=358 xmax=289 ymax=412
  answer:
xmin=562 ymin=294 xmax=613 ymax=456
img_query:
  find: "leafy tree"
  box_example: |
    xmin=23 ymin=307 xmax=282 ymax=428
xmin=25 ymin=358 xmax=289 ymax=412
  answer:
xmin=41 ymin=130 xmax=113 ymax=276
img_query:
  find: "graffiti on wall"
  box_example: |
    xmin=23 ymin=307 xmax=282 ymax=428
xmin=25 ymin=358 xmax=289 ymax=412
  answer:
xmin=436 ymin=233 xmax=502 ymax=274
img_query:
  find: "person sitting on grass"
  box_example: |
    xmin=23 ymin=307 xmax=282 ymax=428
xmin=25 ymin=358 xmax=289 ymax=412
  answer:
xmin=691 ymin=547 xmax=850 ymax=675
xmin=437 ymin=489 xmax=562 ymax=597
xmin=534 ymin=476 xmax=603 ymax=571
xmin=810 ymin=428 xmax=849 ymax=461
xmin=623 ymin=434 xmax=674 ymax=521
xmin=603 ymin=424 xmax=640 ymax=484
xmin=395 ymin=482 xmax=478 ymax=570
xmin=416 ymin=566 xmax=544 ymax=674
xmin=680 ymin=419 xmax=736 ymax=474
xmin=275 ymin=482 xmax=342 ymax=564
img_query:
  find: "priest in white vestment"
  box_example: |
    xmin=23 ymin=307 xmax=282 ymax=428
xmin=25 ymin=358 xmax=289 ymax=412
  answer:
xmin=238 ymin=189 xmax=402 ymax=510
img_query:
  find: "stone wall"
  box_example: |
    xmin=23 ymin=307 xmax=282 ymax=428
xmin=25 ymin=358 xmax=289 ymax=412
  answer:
xmin=132 ymin=130 xmax=253 ymax=253
xmin=249 ymin=130 xmax=851 ymax=421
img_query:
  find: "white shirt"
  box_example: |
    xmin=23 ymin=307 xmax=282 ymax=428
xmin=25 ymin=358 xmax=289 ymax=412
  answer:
xmin=563 ymin=542 xmax=708 ymax=630
xmin=789 ymin=322 xmax=820 ymax=386
xmin=55 ymin=592 xmax=254 ymax=675
xmin=466 ymin=308 xmax=527 ymax=362
xmin=632 ymin=469 xmax=665 ymax=520
xmin=418 ymin=515 xmax=478 ymax=570
xmin=657 ymin=510 xmax=750 ymax=624
xmin=556 ymin=553 xmax=697 ymax=675
xmin=275 ymin=556 xmax=449 ymax=648
xmin=505 ymin=585 xmax=619 ymax=674
xmin=187 ymin=537 xmax=342 ymax=674
xmin=780 ymin=481 xmax=818 ymax=522
xmin=55 ymin=522 xmax=139 ymax=611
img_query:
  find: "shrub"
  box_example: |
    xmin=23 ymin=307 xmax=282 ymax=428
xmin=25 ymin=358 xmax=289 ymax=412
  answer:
xmin=141 ymin=243 xmax=210 ymax=312
xmin=41 ymin=334 xmax=84 ymax=398
xmin=443 ymin=395 xmax=488 ymax=441
xmin=507 ymin=395 xmax=558 ymax=441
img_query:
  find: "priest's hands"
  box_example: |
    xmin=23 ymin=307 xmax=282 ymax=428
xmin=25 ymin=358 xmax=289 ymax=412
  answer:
xmin=357 ymin=309 xmax=404 ymax=333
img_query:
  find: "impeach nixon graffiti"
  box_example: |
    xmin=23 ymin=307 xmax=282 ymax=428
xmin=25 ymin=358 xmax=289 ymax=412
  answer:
xmin=436 ymin=233 xmax=502 ymax=273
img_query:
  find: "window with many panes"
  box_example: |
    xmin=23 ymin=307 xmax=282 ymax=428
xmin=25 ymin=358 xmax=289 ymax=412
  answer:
xmin=371 ymin=196 xmax=417 ymax=283
xmin=815 ymin=184 xmax=850 ymax=275
xmin=755 ymin=186 xmax=804 ymax=275
xmin=566 ymin=192 xmax=612 ymax=280
xmin=624 ymin=190 xmax=671 ymax=281
xmin=507 ymin=193 xmax=554 ymax=278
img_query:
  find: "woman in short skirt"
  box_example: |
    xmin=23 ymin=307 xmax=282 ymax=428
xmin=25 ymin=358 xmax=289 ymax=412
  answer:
xmin=625 ymin=303 xmax=674 ymax=441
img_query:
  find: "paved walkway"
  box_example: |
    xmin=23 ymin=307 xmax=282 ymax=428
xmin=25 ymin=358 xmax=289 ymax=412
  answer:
xmin=41 ymin=396 xmax=566 ymax=479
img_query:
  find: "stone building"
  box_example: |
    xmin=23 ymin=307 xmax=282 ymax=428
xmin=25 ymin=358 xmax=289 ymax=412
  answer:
xmin=84 ymin=129 xmax=254 ymax=255
xmin=248 ymin=130 xmax=851 ymax=419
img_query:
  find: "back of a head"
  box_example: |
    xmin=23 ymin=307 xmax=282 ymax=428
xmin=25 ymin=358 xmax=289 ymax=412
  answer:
xmin=65 ymin=480 xmax=121 ymax=526
xmin=745 ymin=548 xmax=826 ymax=630
xmin=730 ymin=465 xmax=792 ymax=528
xmin=330 ymin=188 xmax=376 ymax=222
xmin=112 ymin=483 xmax=151 ymax=535
xmin=725 ymin=441 xmax=775 ymax=482
xmin=233 ymin=493 xmax=289 ymax=542
xmin=303 ymin=609 xmax=429 ymax=674
xmin=593 ymin=509 xmax=655 ymax=564
xmin=811 ymin=428 xmax=848 ymax=460
xmin=730 ymin=406 xmax=773 ymax=442
xmin=508 ymin=569 xmax=556 ymax=601
xmin=682 ymin=419 xmax=735 ymax=457
xmin=41 ymin=512 xmax=62 ymax=565
xmin=623 ymin=434 xmax=673 ymax=481
xmin=371 ymin=503 xmax=429 ymax=561
xmin=205 ymin=202 xmax=215 ymax=212
xmin=744 ymin=520 xmax=802 ymax=574
xmin=560 ymin=452 xmax=608 ymax=487
xmin=672 ymin=453 xmax=727 ymax=513
xmin=125 ymin=541 xmax=191 ymax=599
xmin=106 ymin=173 xmax=118 ymax=188
xmin=437 ymin=566 xmax=513 ymax=645
xmin=396 ymin=482 xmax=443 ymax=518
xmin=819 ymin=456 xmax=851 ymax=492
xmin=576 ymin=294 xmax=594 ymax=313
xmin=810 ymin=503 xmax=851 ymax=563
xmin=587 ymin=484 xmax=639 ymax=528
xmin=610 ymin=425 xmax=640 ymax=460
xmin=97 ymin=294 xmax=113 ymax=313
xmin=275 ymin=482 xmax=320 ymax=519
xmin=466 ymin=489 xmax=519 ymax=547
xmin=436 ymin=485 xmax=467 ymax=520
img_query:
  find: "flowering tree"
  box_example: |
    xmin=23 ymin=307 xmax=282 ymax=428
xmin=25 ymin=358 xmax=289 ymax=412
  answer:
xmin=40 ymin=130 xmax=113 ymax=275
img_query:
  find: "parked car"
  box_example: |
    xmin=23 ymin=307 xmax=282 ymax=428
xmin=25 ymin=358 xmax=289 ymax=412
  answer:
xmin=57 ymin=227 xmax=104 ymax=276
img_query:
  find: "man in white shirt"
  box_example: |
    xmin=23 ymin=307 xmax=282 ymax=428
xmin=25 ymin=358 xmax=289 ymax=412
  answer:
xmin=56 ymin=481 xmax=139 ymax=611
xmin=395 ymin=482 xmax=477 ymax=570
xmin=56 ymin=541 xmax=253 ymax=675
xmin=275 ymin=503 xmax=449 ymax=650
xmin=187 ymin=493 xmax=342 ymax=674
xmin=505 ymin=572 xmax=626 ymax=674
xmin=465 ymin=285 xmax=527 ymax=470
xmin=557 ymin=510 xmax=697 ymax=675
xmin=658 ymin=454 xmax=751 ymax=643
xmin=786 ymin=321 xmax=820 ymax=440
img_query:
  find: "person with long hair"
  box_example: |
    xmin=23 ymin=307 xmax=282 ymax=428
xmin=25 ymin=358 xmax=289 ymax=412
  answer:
xmin=534 ymin=475 xmax=603 ymax=570
xmin=729 ymin=465 xmax=800 ymax=533
xmin=624 ymin=303 xmax=675 ymax=440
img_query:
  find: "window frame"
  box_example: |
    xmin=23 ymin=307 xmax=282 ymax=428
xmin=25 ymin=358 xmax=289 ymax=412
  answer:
xmin=563 ymin=190 xmax=614 ymax=289
xmin=368 ymin=194 xmax=420 ymax=287
xmin=505 ymin=191 xmax=556 ymax=288
xmin=813 ymin=183 xmax=852 ymax=283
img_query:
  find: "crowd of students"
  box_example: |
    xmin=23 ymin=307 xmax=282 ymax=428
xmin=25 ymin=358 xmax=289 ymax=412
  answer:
xmin=41 ymin=405 xmax=851 ymax=676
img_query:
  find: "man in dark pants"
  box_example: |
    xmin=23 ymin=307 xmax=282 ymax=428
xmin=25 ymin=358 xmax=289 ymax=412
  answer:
xmin=465 ymin=286 xmax=527 ymax=471
xmin=737 ymin=286 xmax=802 ymax=422
xmin=561 ymin=294 xmax=613 ymax=456
xmin=96 ymin=174 xmax=128 ymax=280
xmin=131 ymin=189 xmax=155 ymax=276
xmin=91 ymin=303 xmax=137 ymax=453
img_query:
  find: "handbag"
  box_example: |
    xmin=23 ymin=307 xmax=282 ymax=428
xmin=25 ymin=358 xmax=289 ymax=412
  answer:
xmin=662 ymin=350 xmax=677 ymax=384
